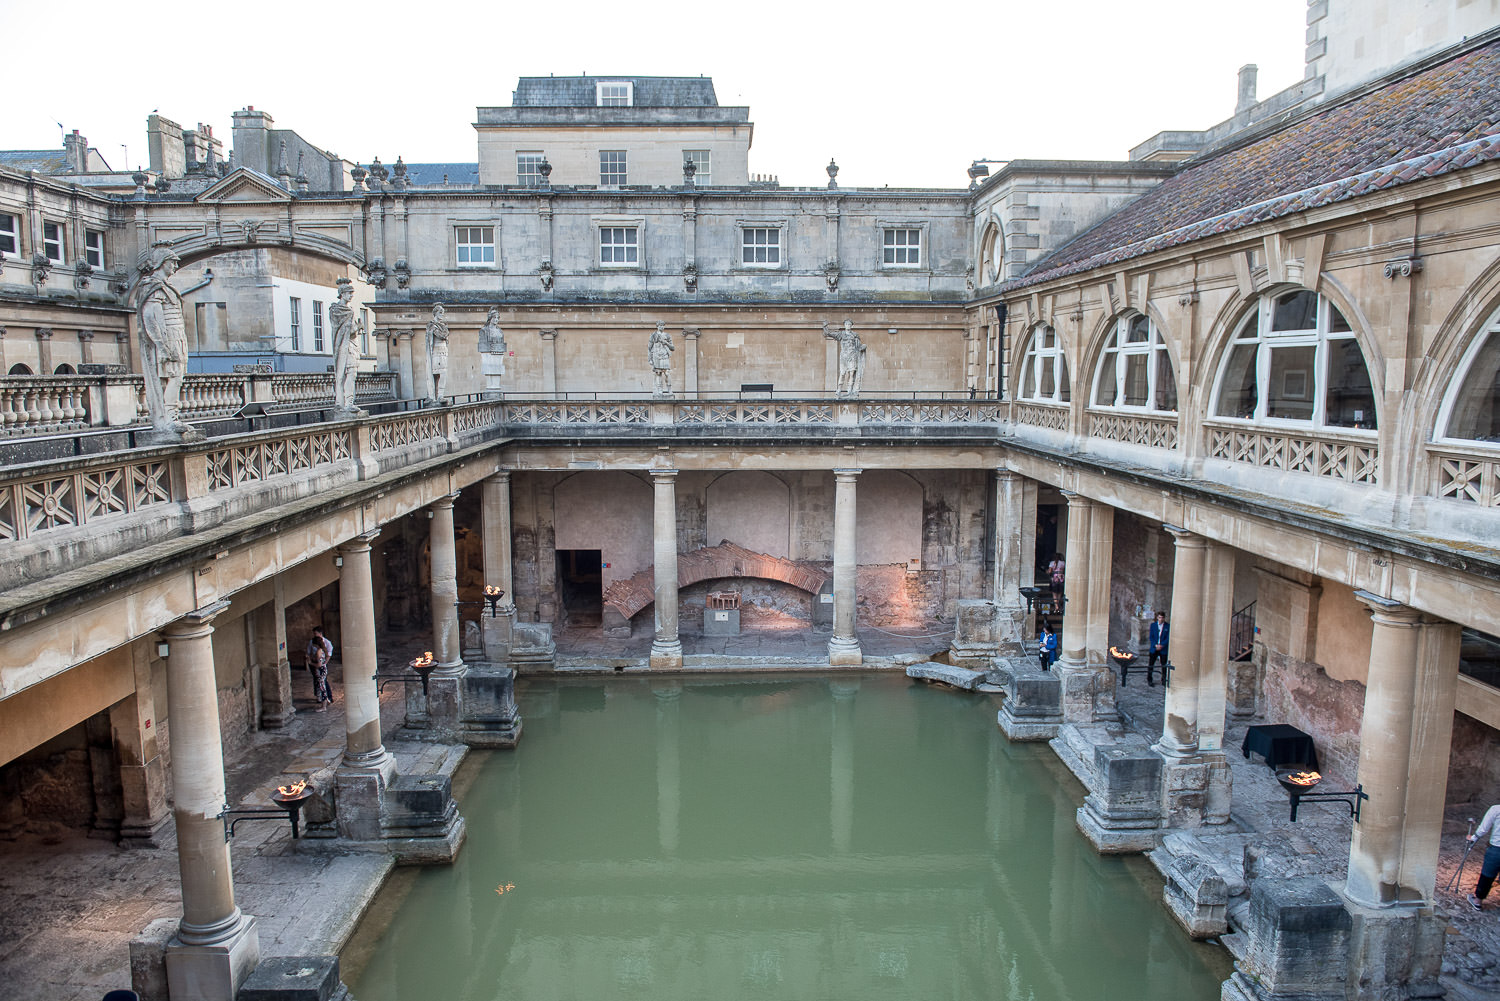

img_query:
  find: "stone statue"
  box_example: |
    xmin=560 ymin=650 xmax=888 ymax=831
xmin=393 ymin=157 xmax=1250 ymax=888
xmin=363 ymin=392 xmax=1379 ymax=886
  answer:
xmin=330 ymin=278 xmax=360 ymax=413
xmin=478 ymin=306 xmax=507 ymax=392
xmin=134 ymin=242 xmax=196 ymax=440
xmin=648 ymin=321 xmax=674 ymax=397
xmin=426 ymin=302 xmax=449 ymax=401
xmin=822 ymin=319 xmax=867 ymax=398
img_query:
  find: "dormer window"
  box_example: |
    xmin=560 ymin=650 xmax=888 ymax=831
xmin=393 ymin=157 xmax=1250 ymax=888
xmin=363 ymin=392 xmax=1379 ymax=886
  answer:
xmin=596 ymin=81 xmax=633 ymax=106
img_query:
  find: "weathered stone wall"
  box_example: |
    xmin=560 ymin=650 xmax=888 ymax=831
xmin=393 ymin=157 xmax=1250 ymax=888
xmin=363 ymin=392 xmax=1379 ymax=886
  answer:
xmin=1447 ymin=712 xmax=1500 ymax=806
xmin=1108 ymin=512 xmax=1174 ymax=651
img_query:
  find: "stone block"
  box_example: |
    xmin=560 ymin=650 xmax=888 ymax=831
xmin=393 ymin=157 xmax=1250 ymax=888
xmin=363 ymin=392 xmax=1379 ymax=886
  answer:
xmin=906 ymin=662 xmax=985 ymax=691
xmin=1077 ymin=745 xmax=1163 ymax=853
xmin=1227 ymin=657 xmax=1259 ymax=720
xmin=1222 ymin=878 xmax=1349 ymax=1001
xmin=948 ymin=599 xmax=1001 ymax=670
xmin=510 ymin=622 xmax=556 ymax=673
xmin=1342 ymin=892 xmax=1446 ymax=1001
xmin=1164 ymin=753 xmax=1232 ymax=829
xmin=703 ymin=605 xmax=740 ymax=636
xmin=238 ymin=955 xmax=346 ymax=1001
xmin=462 ymin=664 xmax=522 ymax=748
xmin=812 ymin=584 xmax=834 ymax=630
xmin=998 ymin=666 xmax=1062 ymax=740
xmin=130 ymin=916 xmax=177 ymax=1001
xmin=164 ymin=912 xmax=260 ymax=1001
xmin=1164 ymin=857 xmax=1228 ymax=938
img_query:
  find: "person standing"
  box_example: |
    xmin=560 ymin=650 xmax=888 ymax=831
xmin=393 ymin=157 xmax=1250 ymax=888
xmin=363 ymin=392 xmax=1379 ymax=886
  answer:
xmin=1038 ymin=622 xmax=1059 ymax=670
xmin=1047 ymin=553 xmax=1066 ymax=608
xmin=1467 ymin=802 xmax=1500 ymax=911
xmin=1147 ymin=611 xmax=1170 ymax=686
xmin=305 ymin=626 xmax=334 ymax=712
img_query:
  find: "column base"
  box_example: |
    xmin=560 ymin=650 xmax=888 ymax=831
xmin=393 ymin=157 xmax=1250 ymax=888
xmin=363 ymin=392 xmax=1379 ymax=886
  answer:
xmin=481 ymin=609 xmax=515 ymax=663
xmin=1218 ymin=878 xmax=1351 ymax=1001
xmin=997 ymin=665 xmax=1062 ymax=741
xmin=463 ymin=663 xmax=524 ymax=748
xmin=119 ymin=810 xmax=172 ymax=849
xmin=827 ymin=636 xmax=862 ymax=667
xmin=164 ymin=910 xmax=260 ymax=1001
xmin=1339 ymin=886 xmax=1447 ymax=1001
xmin=1056 ymin=658 xmax=1118 ymax=724
xmin=650 ymin=639 xmax=684 ymax=670
xmin=424 ymin=666 xmax=467 ymax=740
xmin=1075 ymin=745 xmax=1164 ymax=854
xmin=333 ymin=755 xmax=398 ymax=842
xmin=1160 ymin=752 xmax=1233 ymax=829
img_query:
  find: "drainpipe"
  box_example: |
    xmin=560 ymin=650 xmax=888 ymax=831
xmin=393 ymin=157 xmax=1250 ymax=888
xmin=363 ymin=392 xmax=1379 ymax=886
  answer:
xmin=994 ymin=302 xmax=1007 ymax=399
xmin=178 ymin=268 xmax=214 ymax=295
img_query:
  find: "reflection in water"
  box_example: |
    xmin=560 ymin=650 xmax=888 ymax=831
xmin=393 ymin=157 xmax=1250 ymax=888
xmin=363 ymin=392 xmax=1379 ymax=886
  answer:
xmin=346 ymin=674 xmax=1231 ymax=1001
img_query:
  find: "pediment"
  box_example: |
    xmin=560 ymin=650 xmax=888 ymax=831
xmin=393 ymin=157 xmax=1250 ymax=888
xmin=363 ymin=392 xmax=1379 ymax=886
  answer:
xmin=195 ymin=167 xmax=293 ymax=204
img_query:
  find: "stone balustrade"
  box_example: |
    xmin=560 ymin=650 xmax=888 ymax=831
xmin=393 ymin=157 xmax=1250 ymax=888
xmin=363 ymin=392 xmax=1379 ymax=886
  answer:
xmin=1430 ymin=443 xmax=1500 ymax=507
xmin=0 ymin=377 xmax=94 ymax=435
xmin=1088 ymin=410 xmax=1181 ymax=450
xmin=1204 ymin=422 xmax=1380 ymax=486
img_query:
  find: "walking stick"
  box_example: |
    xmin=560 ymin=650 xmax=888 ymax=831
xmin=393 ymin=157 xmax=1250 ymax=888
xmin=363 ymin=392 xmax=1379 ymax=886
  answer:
xmin=1446 ymin=817 xmax=1478 ymax=892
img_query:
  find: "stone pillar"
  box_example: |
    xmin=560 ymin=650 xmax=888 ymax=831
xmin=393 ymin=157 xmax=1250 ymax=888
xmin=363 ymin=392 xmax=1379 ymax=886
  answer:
xmin=34 ymin=327 xmax=53 ymax=374
xmin=335 ymin=533 xmax=396 ymax=842
xmin=481 ymin=472 xmax=517 ymax=662
xmin=1347 ymin=594 xmax=1462 ymax=908
xmin=540 ymin=329 xmax=558 ymax=395
xmin=683 ymin=328 xmax=700 ymax=398
xmin=251 ymin=589 xmax=293 ymax=729
xmin=828 ymin=468 xmax=862 ymax=666
xmin=649 ymin=469 xmax=683 ymax=669
xmin=160 ymin=602 xmax=260 ymax=1001
xmin=427 ymin=494 xmax=466 ymax=731
xmin=1084 ymin=501 xmax=1118 ymax=720
xmin=992 ymin=469 xmax=1038 ymax=652
xmin=1158 ymin=527 xmax=1206 ymax=755
xmin=395 ymin=331 xmax=416 ymax=402
xmin=114 ymin=643 xmax=170 ymax=846
xmin=1054 ymin=491 xmax=1100 ymax=721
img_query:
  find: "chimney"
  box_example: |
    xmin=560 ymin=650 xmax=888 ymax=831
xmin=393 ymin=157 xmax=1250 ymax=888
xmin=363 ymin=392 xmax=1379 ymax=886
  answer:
xmin=63 ymin=130 xmax=88 ymax=173
xmin=148 ymin=114 xmax=187 ymax=179
xmin=1236 ymin=64 xmax=1259 ymax=116
xmin=232 ymin=106 xmax=274 ymax=174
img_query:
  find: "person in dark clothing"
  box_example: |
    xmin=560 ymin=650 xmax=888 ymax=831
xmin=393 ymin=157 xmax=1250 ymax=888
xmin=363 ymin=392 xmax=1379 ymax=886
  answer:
xmin=1467 ymin=803 xmax=1500 ymax=911
xmin=1147 ymin=611 xmax=1170 ymax=686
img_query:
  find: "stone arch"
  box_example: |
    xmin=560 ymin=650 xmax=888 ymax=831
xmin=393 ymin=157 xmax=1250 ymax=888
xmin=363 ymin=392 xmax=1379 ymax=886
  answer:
xmin=602 ymin=542 xmax=830 ymax=619
xmin=706 ymin=470 xmax=790 ymax=558
xmin=8 ymin=363 xmax=32 ymax=375
xmin=1011 ymin=320 xmax=1071 ymax=403
xmin=1411 ymin=254 xmax=1500 ymax=448
xmin=53 ymin=363 xmax=76 ymax=375
xmin=979 ymin=217 xmax=1004 ymax=285
xmin=553 ymin=471 xmax=652 ymax=592
xmin=1082 ymin=305 xmax=1181 ymax=413
xmin=856 ymin=469 xmax=923 ymax=565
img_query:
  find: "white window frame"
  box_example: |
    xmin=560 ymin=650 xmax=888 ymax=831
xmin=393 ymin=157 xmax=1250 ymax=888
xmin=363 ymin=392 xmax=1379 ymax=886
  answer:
xmin=289 ymin=297 xmax=302 ymax=350
xmin=1017 ymin=324 xmax=1070 ymax=404
xmin=456 ymin=225 xmax=496 ymax=268
xmin=516 ymin=152 xmax=545 ymax=187
xmin=1090 ymin=313 xmax=1177 ymax=413
xmin=360 ymin=307 xmax=371 ymax=356
xmin=880 ymin=226 xmax=923 ymax=268
xmin=1434 ymin=305 xmax=1500 ymax=446
xmin=599 ymin=150 xmax=628 ymax=187
xmin=596 ymin=81 xmax=633 ymax=106
xmin=598 ymin=224 xmax=640 ymax=268
xmin=311 ymin=300 xmax=325 ymax=353
xmin=84 ymin=230 xmax=104 ymax=270
xmin=1209 ymin=291 xmax=1375 ymax=431
xmin=42 ymin=221 xmax=65 ymax=264
xmin=684 ymin=149 xmax=711 ymax=185
xmin=0 ymin=213 xmax=19 ymax=258
xmin=739 ymin=225 xmax=784 ymax=268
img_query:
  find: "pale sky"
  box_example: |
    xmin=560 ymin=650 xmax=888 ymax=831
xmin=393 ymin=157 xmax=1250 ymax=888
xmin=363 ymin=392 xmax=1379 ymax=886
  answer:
xmin=8 ymin=0 xmax=1307 ymax=189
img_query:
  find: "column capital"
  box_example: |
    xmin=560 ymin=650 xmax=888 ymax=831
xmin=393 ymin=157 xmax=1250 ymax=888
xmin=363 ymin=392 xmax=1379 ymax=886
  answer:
xmin=1354 ymin=590 xmax=1423 ymax=625
xmin=538 ymin=328 xmax=558 ymax=341
xmin=681 ymin=327 xmax=700 ymax=340
xmin=162 ymin=599 xmax=233 ymax=637
xmin=650 ymin=468 xmax=678 ymax=483
xmin=486 ymin=470 xmax=512 ymax=486
xmin=1163 ymin=523 xmax=1207 ymax=546
xmin=832 ymin=467 xmax=862 ymax=481
xmin=339 ymin=531 xmax=380 ymax=555
xmin=430 ymin=492 xmax=459 ymax=511
xmin=1060 ymin=489 xmax=1092 ymax=509
xmin=995 ymin=468 xmax=1021 ymax=481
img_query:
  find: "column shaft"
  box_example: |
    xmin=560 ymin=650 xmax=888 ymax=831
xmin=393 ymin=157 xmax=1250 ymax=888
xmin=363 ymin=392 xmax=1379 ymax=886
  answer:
xmin=430 ymin=495 xmax=462 ymax=669
xmin=650 ymin=470 xmax=683 ymax=669
xmin=1195 ymin=542 xmax=1235 ymax=753
xmin=340 ymin=534 xmax=388 ymax=766
xmin=828 ymin=468 xmax=862 ymax=665
xmin=1159 ymin=527 xmax=1207 ymax=755
xmin=482 ymin=473 xmax=516 ymax=607
xmin=1084 ymin=503 xmax=1114 ymax=671
xmin=1058 ymin=492 xmax=1091 ymax=667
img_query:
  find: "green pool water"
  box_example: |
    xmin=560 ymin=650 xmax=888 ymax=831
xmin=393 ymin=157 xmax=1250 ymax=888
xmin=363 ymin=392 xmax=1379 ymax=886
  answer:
xmin=344 ymin=673 xmax=1232 ymax=1000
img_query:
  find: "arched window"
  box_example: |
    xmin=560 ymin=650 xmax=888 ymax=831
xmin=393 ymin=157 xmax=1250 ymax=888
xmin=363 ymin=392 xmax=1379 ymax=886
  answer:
xmin=1211 ymin=290 xmax=1376 ymax=429
xmin=1018 ymin=325 xmax=1070 ymax=404
xmin=53 ymin=363 xmax=76 ymax=375
xmin=1439 ymin=307 xmax=1500 ymax=444
xmin=1091 ymin=313 xmax=1177 ymax=412
xmin=8 ymin=363 xmax=33 ymax=376
xmin=980 ymin=224 xmax=1001 ymax=285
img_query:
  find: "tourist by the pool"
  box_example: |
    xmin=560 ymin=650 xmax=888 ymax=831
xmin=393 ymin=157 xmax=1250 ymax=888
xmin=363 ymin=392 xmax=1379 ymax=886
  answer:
xmin=1038 ymin=623 xmax=1058 ymax=669
xmin=1467 ymin=802 xmax=1500 ymax=911
xmin=1147 ymin=611 xmax=1170 ymax=686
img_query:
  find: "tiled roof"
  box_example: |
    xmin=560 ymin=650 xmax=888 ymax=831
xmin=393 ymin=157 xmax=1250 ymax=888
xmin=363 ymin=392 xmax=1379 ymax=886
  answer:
xmin=1007 ymin=39 xmax=1500 ymax=291
xmin=403 ymin=162 xmax=480 ymax=186
xmin=0 ymin=150 xmax=69 ymax=173
xmin=513 ymin=76 xmax=719 ymax=108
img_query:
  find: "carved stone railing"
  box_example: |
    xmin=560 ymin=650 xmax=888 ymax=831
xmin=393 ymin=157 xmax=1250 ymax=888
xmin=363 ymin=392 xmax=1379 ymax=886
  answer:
xmin=179 ymin=374 xmax=247 ymax=417
xmin=204 ymin=426 xmax=353 ymax=490
xmin=500 ymin=397 xmax=1007 ymax=429
xmin=677 ymin=401 xmax=827 ymax=425
xmin=0 ymin=377 xmax=93 ymax=435
xmin=369 ymin=410 xmax=447 ymax=451
xmin=1205 ymin=424 xmax=1380 ymax=485
xmin=1429 ymin=443 xmax=1500 ymax=507
xmin=0 ymin=453 xmax=175 ymax=541
xmin=268 ymin=373 xmax=332 ymax=408
xmin=1013 ymin=402 xmax=1070 ymax=432
xmin=1088 ymin=411 xmax=1180 ymax=450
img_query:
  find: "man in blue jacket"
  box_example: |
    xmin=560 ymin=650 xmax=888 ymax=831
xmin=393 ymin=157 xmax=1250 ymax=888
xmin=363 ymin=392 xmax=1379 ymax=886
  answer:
xmin=1147 ymin=611 xmax=1169 ymax=686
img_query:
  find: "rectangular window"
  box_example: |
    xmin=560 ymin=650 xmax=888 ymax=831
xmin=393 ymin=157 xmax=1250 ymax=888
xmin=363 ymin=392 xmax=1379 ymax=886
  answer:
xmin=882 ymin=228 xmax=921 ymax=267
xmin=84 ymin=230 xmax=104 ymax=269
xmin=596 ymin=81 xmax=633 ymax=106
xmin=684 ymin=149 xmax=711 ymax=185
xmin=741 ymin=227 xmax=781 ymax=266
xmin=0 ymin=214 xmax=18 ymax=257
xmin=289 ymin=297 xmax=301 ymax=350
xmin=516 ymin=152 xmax=545 ymax=187
xmin=361 ymin=307 xmax=370 ymax=355
xmin=456 ymin=226 xmax=495 ymax=266
xmin=599 ymin=226 xmax=639 ymax=266
xmin=599 ymin=150 xmax=628 ymax=187
xmin=42 ymin=221 xmax=64 ymax=264
xmin=312 ymin=301 xmax=325 ymax=352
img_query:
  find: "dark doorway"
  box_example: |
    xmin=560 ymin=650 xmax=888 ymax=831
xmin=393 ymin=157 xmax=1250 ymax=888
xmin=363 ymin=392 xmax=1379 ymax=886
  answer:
xmin=556 ymin=549 xmax=603 ymax=627
xmin=1035 ymin=504 xmax=1060 ymax=586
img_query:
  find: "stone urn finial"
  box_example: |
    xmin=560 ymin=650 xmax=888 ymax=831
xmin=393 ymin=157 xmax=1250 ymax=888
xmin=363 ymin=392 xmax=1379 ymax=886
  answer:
xmin=826 ymin=158 xmax=839 ymax=189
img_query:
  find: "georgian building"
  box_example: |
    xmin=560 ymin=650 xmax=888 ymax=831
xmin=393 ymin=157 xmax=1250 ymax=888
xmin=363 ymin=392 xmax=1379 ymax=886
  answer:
xmin=1 ymin=4 xmax=1499 ymax=999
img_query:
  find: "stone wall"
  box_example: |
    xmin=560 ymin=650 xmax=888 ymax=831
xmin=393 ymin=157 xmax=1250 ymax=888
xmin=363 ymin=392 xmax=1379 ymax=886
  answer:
xmin=1447 ymin=711 xmax=1500 ymax=806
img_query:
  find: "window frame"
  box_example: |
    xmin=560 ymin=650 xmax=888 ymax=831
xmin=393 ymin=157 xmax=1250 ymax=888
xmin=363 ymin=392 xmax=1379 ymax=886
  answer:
xmin=597 ymin=223 xmax=641 ymax=269
xmin=311 ymin=300 xmax=325 ymax=353
xmin=516 ymin=152 xmax=546 ymax=187
xmin=455 ymin=225 xmax=497 ymax=268
xmin=42 ymin=221 xmax=65 ymax=264
xmin=1089 ymin=312 xmax=1178 ymax=413
xmin=0 ymin=213 xmax=19 ymax=258
xmin=599 ymin=150 xmax=628 ymax=187
xmin=289 ymin=296 xmax=302 ymax=350
xmin=84 ymin=230 xmax=104 ymax=270
xmin=596 ymin=81 xmax=633 ymax=106
xmin=1209 ymin=290 xmax=1376 ymax=431
xmin=1016 ymin=324 xmax=1071 ymax=405
xmin=1434 ymin=305 xmax=1500 ymax=447
xmin=683 ymin=149 xmax=712 ymax=185
xmin=738 ymin=224 xmax=784 ymax=269
xmin=879 ymin=225 xmax=924 ymax=269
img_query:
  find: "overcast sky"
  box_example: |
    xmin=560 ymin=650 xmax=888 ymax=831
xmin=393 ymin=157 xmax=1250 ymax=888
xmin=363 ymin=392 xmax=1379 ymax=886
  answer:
xmin=8 ymin=0 xmax=1307 ymax=189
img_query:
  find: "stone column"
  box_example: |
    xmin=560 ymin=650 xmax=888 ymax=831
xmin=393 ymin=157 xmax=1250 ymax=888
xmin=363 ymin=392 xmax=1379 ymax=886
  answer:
xmin=828 ymin=468 xmax=862 ymax=666
xmin=1347 ymin=594 xmax=1462 ymax=907
xmin=114 ymin=643 xmax=169 ymax=846
xmin=1158 ymin=526 xmax=1206 ymax=755
xmin=160 ymin=601 xmax=260 ymax=1001
xmin=992 ymin=469 xmax=1038 ymax=651
xmin=650 ymin=469 xmax=683 ymax=669
xmin=1054 ymin=491 xmax=1096 ymax=721
xmin=339 ymin=533 xmax=389 ymax=769
xmin=481 ymin=472 xmax=517 ymax=661
xmin=683 ymin=328 xmax=700 ymax=398
xmin=251 ymin=590 xmax=293 ymax=730
xmin=427 ymin=494 xmax=466 ymax=731
xmin=34 ymin=327 xmax=53 ymax=374
xmin=395 ymin=331 xmax=416 ymax=402
xmin=540 ymin=329 xmax=558 ymax=395
xmin=1085 ymin=501 xmax=1118 ymax=721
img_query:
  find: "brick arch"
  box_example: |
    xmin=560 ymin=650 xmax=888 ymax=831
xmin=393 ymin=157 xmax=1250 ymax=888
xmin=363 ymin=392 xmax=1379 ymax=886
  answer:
xmin=601 ymin=541 xmax=830 ymax=620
